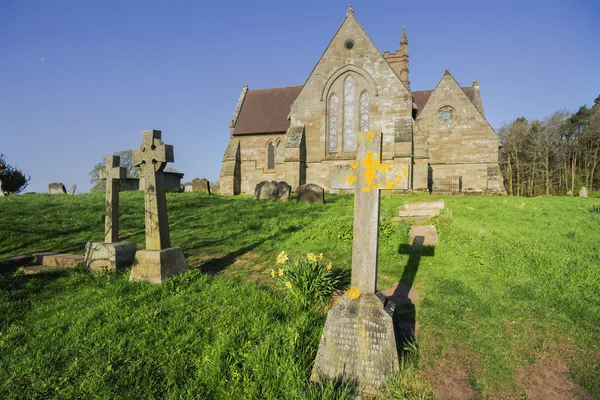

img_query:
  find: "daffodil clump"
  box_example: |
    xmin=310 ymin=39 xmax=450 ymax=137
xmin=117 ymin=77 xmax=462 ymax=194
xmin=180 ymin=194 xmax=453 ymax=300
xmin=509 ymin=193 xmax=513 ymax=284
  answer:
xmin=590 ymin=203 xmax=600 ymax=213
xmin=269 ymin=251 xmax=340 ymax=308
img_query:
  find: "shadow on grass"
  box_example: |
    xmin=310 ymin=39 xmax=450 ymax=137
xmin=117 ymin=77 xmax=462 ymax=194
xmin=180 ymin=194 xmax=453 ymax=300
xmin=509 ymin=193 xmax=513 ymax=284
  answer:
xmin=388 ymin=239 xmax=435 ymax=355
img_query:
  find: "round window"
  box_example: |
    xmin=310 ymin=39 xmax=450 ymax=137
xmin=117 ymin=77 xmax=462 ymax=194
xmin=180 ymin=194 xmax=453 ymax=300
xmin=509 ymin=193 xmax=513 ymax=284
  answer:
xmin=345 ymin=39 xmax=354 ymax=49
xmin=438 ymin=106 xmax=454 ymax=123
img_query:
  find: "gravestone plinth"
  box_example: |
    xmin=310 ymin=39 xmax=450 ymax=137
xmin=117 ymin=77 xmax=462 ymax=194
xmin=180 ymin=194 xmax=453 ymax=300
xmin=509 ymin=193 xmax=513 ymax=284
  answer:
xmin=85 ymin=155 xmax=137 ymax=272
xmin=311 ymin=131 xmax=403 ymax=395
xmin=311 ymin=295 xmax=397 ymax=395
xmin=85 ymin=242 xmax=137 ymax=272
xmin=129 ymin=130 xmax=187 ymax=283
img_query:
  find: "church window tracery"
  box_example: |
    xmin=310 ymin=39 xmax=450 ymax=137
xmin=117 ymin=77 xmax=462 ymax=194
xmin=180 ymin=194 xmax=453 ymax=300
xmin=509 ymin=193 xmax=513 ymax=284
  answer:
xmin=438 ymin=106 xmax=454 ymax=123
xmin=343 ymin=75 xmax=355 ymax=152
xmin=267 ymin=142 xmax=275 ymax=169
xmin=360 ymin=90 xmax=370 ymax=131
xmin=328 ymin=94 xmax=339 ymax=153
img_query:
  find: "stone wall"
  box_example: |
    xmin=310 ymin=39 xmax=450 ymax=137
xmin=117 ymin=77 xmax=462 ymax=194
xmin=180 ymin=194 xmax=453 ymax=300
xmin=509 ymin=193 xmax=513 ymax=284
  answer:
xmin=237 ymin=133 xmax=286 ymax=194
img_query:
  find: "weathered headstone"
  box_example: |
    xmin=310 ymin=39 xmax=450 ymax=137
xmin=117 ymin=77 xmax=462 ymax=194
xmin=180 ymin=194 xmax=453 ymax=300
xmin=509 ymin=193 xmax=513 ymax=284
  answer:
xmin=184 ymin=184 xmax=193 ymax=192
xmin=48 ymin=182 xmax=67 ymax=194
xmin=85 ymin=155 xmax=137 ymax=272
xmin=254 ymin=180 xmax=291 ymax=200
xmin=192 ymin=177 xmax=211 ymax=194
xmin=297 ymin=183 xmax=325 ymax=204
xmin=68 ymin=183 xmax=76 ymax=195
xmin=129 ymin=130 xmax=187 ymax=283
xmin=579 ymin=186 xmax=588 ymax=198
xmin=311 ymin=131 xmax=405 ymax=395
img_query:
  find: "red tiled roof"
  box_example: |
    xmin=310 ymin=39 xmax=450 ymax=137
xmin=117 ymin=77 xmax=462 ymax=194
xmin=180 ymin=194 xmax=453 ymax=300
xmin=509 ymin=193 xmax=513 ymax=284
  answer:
xmin=412 ymin=87 xmax=475 ymax=117
xmin=233 ymin=86 xmax=303 ymax=135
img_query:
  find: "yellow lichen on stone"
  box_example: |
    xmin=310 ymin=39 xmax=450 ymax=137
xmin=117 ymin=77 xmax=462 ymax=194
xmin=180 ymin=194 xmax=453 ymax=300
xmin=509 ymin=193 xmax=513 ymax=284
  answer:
xmin=347 ymin=286 xmax=361 ymax=300
xmin=348 ymin=175 xmax=357 ymax=184
xmin=350 ymin=161 xmax=359 ymax=169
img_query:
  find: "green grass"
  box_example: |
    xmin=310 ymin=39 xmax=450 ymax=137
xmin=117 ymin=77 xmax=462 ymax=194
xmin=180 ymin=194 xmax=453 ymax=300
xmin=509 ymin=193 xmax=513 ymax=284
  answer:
xmin=1 ymin=192 xmax=599 ymax=398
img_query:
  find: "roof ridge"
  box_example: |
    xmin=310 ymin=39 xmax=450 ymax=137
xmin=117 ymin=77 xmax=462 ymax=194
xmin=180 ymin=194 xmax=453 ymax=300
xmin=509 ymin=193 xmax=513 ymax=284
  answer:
xmin=248 ymin=85 xmax=304 ymax=92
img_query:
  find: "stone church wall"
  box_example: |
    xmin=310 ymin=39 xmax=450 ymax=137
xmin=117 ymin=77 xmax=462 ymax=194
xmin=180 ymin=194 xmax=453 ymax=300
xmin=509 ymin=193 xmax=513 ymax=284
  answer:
xmin=236 ymin=134 xmax=286 ymax=194
xmin=415 ymin=73 xmax=502 ymax=193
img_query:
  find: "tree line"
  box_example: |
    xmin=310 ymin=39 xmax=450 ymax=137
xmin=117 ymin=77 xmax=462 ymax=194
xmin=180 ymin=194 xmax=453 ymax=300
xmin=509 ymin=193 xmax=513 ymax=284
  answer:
xmin=498 ymin=95 xmax=600 ymax=196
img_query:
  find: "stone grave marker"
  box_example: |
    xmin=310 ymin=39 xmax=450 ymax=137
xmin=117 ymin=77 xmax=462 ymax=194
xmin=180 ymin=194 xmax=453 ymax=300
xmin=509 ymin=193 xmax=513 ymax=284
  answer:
xmin=297 ymin=183 xmax=325 ymax=204
xmin=129 ymin=130 xmax=187 ymax=283
xmin=254 ymin=180 xmax=291 ymax=200
xmin=192 ymin=177 xmax=211 ymax=194
xmin=579 ymin=186 xmax=588 ymax=198
xmin=85 ymin=155 xmax=137 ymax=272
xmin=48 ymin=182 xmax=67 ymax=194
xmin=68 ymin=183 xmax=76 ymax=195
xmin=311 ymin=130 xmax=407 ymax=395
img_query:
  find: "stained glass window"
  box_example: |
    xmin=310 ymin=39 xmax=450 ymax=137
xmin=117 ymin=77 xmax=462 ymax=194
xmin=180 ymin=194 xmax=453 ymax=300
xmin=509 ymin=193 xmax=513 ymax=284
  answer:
xmin=360 ymin=91 xmax=370 ymax=132
xmin=343 ymin=75 xmax=355 ymax=152
xmin=268 ymin=142 xmax=275 ymax=169
xmin=328 ymin=94 xmax=339 ymax=153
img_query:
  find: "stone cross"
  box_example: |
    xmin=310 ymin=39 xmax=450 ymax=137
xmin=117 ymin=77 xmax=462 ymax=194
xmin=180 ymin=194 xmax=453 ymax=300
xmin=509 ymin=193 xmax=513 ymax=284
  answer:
xmin=311 ymin=130 xmax=407 ymax=395
xmin=350 ymin=130 xmax=407 ymax=296
xmin=104 ymin=155 xmax=126 ymax=243
xmin=133 ymin=130 xmax=174 ymax=250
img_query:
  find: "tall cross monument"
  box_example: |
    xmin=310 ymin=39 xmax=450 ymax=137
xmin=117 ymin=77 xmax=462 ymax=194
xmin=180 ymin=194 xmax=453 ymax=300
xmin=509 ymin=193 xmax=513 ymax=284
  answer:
xmin=311 ymin=130 xmax=408 ymax=395
xmin=85 ymin=155 xmax=137 ymax=272
xmin=129 ymin=130 xmax=187 ymax=283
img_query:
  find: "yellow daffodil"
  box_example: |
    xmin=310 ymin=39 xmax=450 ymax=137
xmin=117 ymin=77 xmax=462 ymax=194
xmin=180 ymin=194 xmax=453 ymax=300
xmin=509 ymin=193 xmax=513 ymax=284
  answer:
xmin=270 ymin=269 xmax=275 ymax=278
xmin=307 ymin=253 xmax=318 ymax=262
xmin=285 ymin=281 xmax=292 ymax=289
xmin=276 ymin=251 xmax=288 ymax=264
xmin=278 ymin=268 xmax=284 ymax=276
xmin=319 ymin=253 xmax=324 ymax=261
xmin=326 ymin=263 xmax=332 ymax=270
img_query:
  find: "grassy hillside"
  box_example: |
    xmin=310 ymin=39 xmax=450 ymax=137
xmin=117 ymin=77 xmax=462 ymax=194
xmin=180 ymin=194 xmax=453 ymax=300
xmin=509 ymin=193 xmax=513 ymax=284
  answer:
xmin=0 ymin=192 xmax=598 ymax=399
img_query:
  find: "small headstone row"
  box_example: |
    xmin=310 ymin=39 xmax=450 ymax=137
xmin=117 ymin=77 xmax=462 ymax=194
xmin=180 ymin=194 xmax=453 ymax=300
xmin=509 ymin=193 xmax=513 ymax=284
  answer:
xmin=253 ymin=181 xmax=325 ymax=204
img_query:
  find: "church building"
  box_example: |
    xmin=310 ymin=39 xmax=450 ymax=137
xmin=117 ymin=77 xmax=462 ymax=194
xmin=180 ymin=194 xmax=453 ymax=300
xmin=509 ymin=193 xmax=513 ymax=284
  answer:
xmin=220 ymin=7 xmax=505 ymax=195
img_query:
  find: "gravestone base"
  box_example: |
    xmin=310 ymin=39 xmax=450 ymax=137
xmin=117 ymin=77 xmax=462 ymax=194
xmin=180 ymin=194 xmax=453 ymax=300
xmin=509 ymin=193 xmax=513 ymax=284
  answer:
xmin=311 ymin=294 xmax=398 ymax=396
xmin=85 ymin=242 xmax=137 ymax=273
xmin=129 ymin=247 xmax=187 ymax=284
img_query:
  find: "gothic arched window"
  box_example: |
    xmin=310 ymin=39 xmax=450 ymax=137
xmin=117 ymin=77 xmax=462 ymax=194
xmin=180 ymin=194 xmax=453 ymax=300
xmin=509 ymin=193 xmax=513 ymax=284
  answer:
xmin=267 ymin=142 xmax=275 ymax=170
xmin=360 ymin=91 xmax=370 ymax=132
xmin=343 ymin=75 xmax=355 ymax=152
xmin=328 ymin=94 xmax=339 ymax=153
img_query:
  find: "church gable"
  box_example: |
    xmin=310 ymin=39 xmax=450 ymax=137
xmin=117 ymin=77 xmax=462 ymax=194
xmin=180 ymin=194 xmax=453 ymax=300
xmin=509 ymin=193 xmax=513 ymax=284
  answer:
xmin=290 ymin=8 xmax=412 ymax=163
xmin=415 ymin=71 xmax=499 ymax=165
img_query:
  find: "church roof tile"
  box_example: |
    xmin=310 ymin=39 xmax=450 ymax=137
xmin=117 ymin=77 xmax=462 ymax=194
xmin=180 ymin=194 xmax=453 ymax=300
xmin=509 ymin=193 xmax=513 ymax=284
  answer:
xmin=233 ymin=85 xmax=303 ymax=135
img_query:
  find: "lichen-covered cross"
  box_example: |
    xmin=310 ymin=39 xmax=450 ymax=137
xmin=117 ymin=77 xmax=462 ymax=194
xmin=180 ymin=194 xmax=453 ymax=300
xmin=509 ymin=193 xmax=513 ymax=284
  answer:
xmin=104 ymin=155 xmax=126 ymax=243
xmin=347 ymin=130 xmax=409 ymax=297
xmin=133 ymin=130 xmax=174 ymax=250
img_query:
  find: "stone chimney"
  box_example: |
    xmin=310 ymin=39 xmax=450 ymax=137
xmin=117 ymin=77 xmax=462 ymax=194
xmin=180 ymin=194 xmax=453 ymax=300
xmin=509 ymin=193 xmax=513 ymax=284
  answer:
xmin=472 ymin=80 xmax=485 ymax=116
xmin=383 ymin=27 xmax=410 ymax=90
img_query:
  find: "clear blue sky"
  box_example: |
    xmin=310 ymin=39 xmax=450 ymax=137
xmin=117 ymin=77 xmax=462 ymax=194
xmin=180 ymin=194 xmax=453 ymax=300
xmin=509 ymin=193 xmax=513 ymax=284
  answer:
xmin=1 ymin=0 xmax=599 ymax=193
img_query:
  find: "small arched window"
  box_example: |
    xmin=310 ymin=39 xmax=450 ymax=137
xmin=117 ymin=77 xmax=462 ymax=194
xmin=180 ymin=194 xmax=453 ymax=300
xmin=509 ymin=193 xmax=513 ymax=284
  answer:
xmin=343 ymin=75 xmax=355 ymax=152
xmin=267 ymin=142 xmax=275 ymax=170
xmin=360 ymin=91 xmax=370 ymax=132
xmin=328 ymin=94 xmax=339 ymax=153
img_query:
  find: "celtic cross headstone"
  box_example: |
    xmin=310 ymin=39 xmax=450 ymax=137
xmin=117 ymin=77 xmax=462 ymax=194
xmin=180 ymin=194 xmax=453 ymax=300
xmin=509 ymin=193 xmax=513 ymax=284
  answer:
xmin=129 ymin=130 xmax=187 ymax=283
